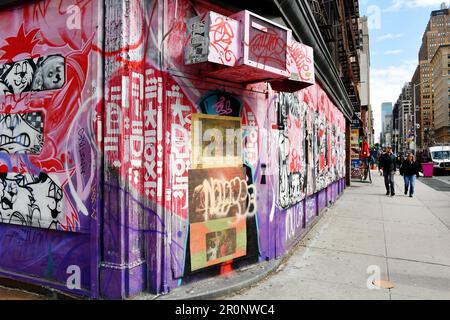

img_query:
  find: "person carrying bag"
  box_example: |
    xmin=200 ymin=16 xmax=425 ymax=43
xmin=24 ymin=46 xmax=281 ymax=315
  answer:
xmin=400 ymin=153 xmax=420 ymax=198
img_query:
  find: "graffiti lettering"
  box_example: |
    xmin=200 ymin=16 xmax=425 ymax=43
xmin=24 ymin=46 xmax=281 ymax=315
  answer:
xmin=144 ymin=70 xmax=158 ymax=198
xmin=130 ymin=72 xmax=144 ymax=169
xmin=168 ymin=86 xmax=191 ymax=205
xmin=209 ymin=17 xmax=237 ymax=64
xmin=214 ymin=96 xmax=233 ymax=115
xmin=249 ymin=28 xmax=286 ymax=68
xmin=285 ymin=205 xmax=303 ymax=242
xmin=193 ymin=176 xmax=256 ymax=221
xmin=288 ymin=43 xmax=313 ymax=82
xmin=243 ymin=112 xmax=258 ymax=168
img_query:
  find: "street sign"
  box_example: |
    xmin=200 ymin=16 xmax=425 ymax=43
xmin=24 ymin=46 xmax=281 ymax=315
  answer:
xmin=351 ymin=114 xmax=363 ymax=129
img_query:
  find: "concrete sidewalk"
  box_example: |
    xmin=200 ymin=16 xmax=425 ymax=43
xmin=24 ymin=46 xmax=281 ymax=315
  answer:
xmin=226 ymin=172 xmax=450 ymax=300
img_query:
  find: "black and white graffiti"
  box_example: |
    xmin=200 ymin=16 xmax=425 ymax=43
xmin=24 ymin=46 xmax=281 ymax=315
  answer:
xmin=31 ymin=55 xmax=65 ymax=91
xmin=336 ymin=126 xmax=346 ymax=180
xmin=0 ymin=172 xmax=63 ymax=230
xmin=277 ymin=92 xmax=307 ymax=209
xmin=314 ymin=111 xmax=328 ymax=191
xmin=0 ymin=112 xmax=44 ymax=154
xmin=305 ymin=108 xmax=316 ymax=195
xmin=0 ymin=59 xmax=35 ymax=94
xmin=0 ymin=54 xmax=65 ymax=95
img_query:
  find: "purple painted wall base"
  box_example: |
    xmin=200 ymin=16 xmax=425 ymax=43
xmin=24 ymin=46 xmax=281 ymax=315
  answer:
xmin=317 ymin=190 xmax=327 ymax=214
xmin=305 ymin=195 xmax=318 ymax=226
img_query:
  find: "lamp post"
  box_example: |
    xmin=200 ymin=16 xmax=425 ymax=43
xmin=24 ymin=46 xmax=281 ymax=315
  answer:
xmin=412 ymin=80 xmax=427 ymax=155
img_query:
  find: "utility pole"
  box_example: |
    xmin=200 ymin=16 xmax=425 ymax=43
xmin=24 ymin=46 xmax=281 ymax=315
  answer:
xmin=413 ymin=81 xmax=426 ymax=155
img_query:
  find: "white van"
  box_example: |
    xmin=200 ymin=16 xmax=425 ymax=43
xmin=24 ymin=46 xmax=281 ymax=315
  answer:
xmin=429 ymin=145 xmax=450 ymax=174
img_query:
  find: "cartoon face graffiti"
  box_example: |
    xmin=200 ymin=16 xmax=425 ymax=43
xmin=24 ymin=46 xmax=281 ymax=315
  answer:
xmin=27 ymin=173 xmax=63 ymax=229
xmin=0 ymin=112 xmax=44 ymax=154
xmin=0 ymin=173 xmax=34 ymax=226
xmin=32 ymin=55 xmax=65 ymax=91
xmin=0 ymin=60 xmax=35 ymax=94
xmin=0 ymin=172 xmax=64 ymax=229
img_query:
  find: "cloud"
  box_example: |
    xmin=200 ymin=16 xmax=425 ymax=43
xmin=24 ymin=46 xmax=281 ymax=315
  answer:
xmin=385 ymin=0 xmax=447 ymax=12
xmin=384 ymin=49 xmax=403 ymax=55
xmin=370 ymin=60 xmax=417 ymax=143
xmin=377 ymin=33 xmax=404 ymax=41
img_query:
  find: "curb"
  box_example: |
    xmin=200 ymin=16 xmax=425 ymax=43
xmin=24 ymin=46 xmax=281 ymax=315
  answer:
xmin=0 ymin=277 xmax=81 ymax=300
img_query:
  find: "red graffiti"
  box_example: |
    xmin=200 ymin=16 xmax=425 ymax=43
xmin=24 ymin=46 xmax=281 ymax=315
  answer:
xmin=214 ymin=96 xmax=233 ymax=115
xmin=288 ymin=43 xmax=313 ymax=82
xmin=209 ymin=16 xmax=237 ymax=65
xmin=249 ymin=28 xmax=286 ymax=69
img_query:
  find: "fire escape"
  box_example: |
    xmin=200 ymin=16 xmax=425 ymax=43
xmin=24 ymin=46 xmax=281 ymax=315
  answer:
xmin=309 ymin=0 xmax=361 ymax=112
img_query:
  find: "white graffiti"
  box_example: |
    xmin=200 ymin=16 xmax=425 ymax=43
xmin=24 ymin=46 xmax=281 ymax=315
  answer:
xmin=143 ymin=68 xmax=162 ymax=199
xmin=243 ymin=112 xmax=259 ymax=168
xmin=285 ymin=205 xmax=303 ymax=242
xmin=168 ymin=85 xmax=191 ymax=204
xmin=192 ymin=176 xmax=256 ymax=221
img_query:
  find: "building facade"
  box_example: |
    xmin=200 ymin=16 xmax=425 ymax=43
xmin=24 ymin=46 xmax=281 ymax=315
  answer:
xmin=359 ymin=16 xmax=373 ymax=145
xmin=0 ymin=0 xmax=359 ymax=299
xmin=418 ymin=6 xmax=450 ymax=147
xmin=399 ymin=83 xmax=414 ymax=153
xmin=384 ymin=114 xmax=393 ymax=147
xmin=392 ymin=102 xmax=400 ymax=153
xmin=381 ymin=102 xmax=393 ymax=146
xmin=431 ymin=44 xmax=450 ymax=143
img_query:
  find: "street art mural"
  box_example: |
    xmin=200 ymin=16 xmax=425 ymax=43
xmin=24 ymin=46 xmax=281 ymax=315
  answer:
xmin=0 ymin=53 xmax=65 ymax=95
xmin=277 ymin=92 xmax=307 ymax=209
xmin=0 ymin=112 xmax=44 ymax=154
xmin=0 ymin=0 xmax=347 ymax=299
xmin=0 ymin=0 xmax=101 ymax=298
xmin=188 ymin=167 xmax=249 ymax=271
xmin=0 ymin=4 xmax=98 ymax=233
xmin=315 ymin=86 xmax=329 ymax=191
xmin=187 ymin=91 xmax=258 ymax=273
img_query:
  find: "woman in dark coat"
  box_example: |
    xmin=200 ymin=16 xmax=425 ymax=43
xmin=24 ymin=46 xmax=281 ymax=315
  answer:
xmin=400 ymin=153 xmax=420 ymax=198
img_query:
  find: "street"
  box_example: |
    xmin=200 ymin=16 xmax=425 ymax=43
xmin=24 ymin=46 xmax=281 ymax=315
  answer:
xmin=225 ymin=172 xmax=450 ymax=300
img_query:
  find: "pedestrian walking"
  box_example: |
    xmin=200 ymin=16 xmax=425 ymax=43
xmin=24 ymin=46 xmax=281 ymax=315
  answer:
xmin=379 ymin=147 xmax=397 ymax=196
xmin=400 ymin=153 xmax=420 ymax=198
xmin=359 ymin=136 xmax=371 ymax=181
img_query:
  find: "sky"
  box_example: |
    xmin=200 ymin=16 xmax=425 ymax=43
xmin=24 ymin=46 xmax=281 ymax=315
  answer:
xmin=359 ymin=0 xmax=448 ymax=143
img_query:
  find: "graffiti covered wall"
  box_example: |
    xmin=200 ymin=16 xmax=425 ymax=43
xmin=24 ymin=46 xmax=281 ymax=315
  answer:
xmin=0 ymin=0 xmax=102 ymax=297
xmin=0 ymin=0 xmax=348 ymax=299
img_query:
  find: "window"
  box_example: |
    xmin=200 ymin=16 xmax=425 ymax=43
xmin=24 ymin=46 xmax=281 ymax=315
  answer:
xmin=432 ymin=151 xmax=450 ymax=159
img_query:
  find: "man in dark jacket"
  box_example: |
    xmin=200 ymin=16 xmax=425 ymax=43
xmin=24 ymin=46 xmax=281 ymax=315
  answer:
xmin=379 ymin=147 xmax=397 ymax=196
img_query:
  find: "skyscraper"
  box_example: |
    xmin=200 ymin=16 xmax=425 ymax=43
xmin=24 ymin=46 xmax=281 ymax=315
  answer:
xmin=418 ymin=5 xmax=450 ymax=147
xmin=381 ymin=102 xmax=393 ymax=141
xmin=430 ymin=44 xmax=450 ymax=143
